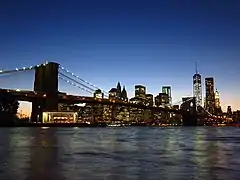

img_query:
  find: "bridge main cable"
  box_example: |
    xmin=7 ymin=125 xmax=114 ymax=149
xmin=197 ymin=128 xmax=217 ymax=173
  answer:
xmin=0 ymin=65 xmax=36 ymax=75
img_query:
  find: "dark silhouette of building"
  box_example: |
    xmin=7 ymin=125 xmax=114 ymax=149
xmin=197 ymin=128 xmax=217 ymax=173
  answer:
xmin=121 ymin=86 xmax=128 ymax=102
xmin=193 ymin=63 xmax=202 ymax=106
xmin=227 ymin=106 xmax=232 ymax=118
xmin=116 ymin=82 xmax=121 ymax=100
xmin=162 ymin=86 xmax=172 ymax=105
xmin=181 ymin=97 xmax=197 ymax=126
xmin=205 ymin=77 xmax=215 ymax=114
xmin=109 ymin=88 xmax=117 ymax=100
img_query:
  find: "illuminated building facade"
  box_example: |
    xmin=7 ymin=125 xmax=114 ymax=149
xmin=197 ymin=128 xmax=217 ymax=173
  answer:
xmin=205 ymin=77 xmax=215 ymax=114
xmin=109 ymin=82 xmax=128 ymax=102
xmin=135 ymin=85 xmax=146 ymax=99
xmin=214 ymin=89 xmax=222 ymax=116
xmin=42 ymin=112 xmax=78 ymax=123
xmin=215 ymin=89 xmax=220 ymax=108
xmin=155 ymin=93 xmax=169 ymax=106
xmin=108 ymin=82 xmax=129 ymax=121
xmin=162 ymin=86 xmax=172 ymax=104
xmin=146 ymin=94 xmax=153 ymax=106
xmin=193 ymin=64 xmax=202 ymax=106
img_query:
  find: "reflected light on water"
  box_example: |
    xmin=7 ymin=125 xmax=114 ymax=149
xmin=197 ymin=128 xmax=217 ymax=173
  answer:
xmin=0 ymin=127 xmax=240 ymax=180
xmin=5 ymin=128 xmax=31 ymax=179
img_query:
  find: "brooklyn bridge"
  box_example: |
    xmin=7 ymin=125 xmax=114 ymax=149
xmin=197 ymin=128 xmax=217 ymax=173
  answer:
xmin=0 ymin=61 xmax=232 ymax=126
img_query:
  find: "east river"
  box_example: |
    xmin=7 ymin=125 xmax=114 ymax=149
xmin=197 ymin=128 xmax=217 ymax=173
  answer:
xmin=0 ymin=127 xmax=240 ymax=180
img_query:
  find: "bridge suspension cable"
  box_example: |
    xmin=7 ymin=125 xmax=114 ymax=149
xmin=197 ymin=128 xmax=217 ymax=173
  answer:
xmin=59 ymin=72 xmax=108 ymax=98
xmin=197 ymin=105 xmax=216 ymax=118
xmin=58 ymin=75 xmax=93 ymax=94
xmin=59 ymin=66 xmax=109 ymax=95
xmin=59 ymin=72 xmax=96 ymax=92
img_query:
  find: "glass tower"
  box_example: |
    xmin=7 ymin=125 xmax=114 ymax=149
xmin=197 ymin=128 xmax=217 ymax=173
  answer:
xmin=193 ymin=63 xmax=202 ymax=106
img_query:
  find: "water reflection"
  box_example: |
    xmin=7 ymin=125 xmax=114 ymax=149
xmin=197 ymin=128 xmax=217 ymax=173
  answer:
xmin=2 ymin=128 xmax=31 ymax=180
xmin=27 ymin=128 xmax=63 ymax=180
xmin=0 ymin=127 xmax=240 ymax=180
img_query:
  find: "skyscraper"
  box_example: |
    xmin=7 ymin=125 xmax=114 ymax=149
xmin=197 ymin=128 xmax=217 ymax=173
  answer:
xmin=146 ymin=94 xmax=153 ymax=106
xmin=193 ymin=63 xmax=202 ymax=106
xmin=155 ymin=93 xmax=169 ymax=106
xmin=205 ymin=77 xmax=215 ymax=114
xmin=215 ymin=89 xmax=220 ymax=108
xmin=214 ymin=89 xmax=222 ymax=115
xmin=135 ymin=85 xmax=146 ymax=99
xmin=162 ymin=86 xmax=172 ymax=104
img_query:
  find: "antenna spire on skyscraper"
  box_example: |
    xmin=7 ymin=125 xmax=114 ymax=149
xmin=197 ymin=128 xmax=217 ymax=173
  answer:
xmin=195 ymin=62 xmax=198 ymax=74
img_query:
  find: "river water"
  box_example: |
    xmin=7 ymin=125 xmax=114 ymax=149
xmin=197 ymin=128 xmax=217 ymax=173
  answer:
xmin=0 ymin=127 xmax=240 ymax=180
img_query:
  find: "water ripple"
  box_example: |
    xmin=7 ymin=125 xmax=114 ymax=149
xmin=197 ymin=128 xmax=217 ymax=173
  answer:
xmin=0 ymin=127 xmax=240 ymax=179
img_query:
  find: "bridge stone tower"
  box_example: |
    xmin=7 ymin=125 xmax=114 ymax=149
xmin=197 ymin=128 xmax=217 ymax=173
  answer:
xmin=180 ymin=97 xmax=197 ymax=126
xmin=31 ymin=62 xmax=59 ymax=122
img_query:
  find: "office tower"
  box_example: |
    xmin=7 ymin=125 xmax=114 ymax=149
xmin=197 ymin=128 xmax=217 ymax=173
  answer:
xmin=215 ymin=89 xmax=220 ymax=108
xmin=162 ymin=86 xmax=172 ymax=104
xmin=227 ymin=106 xmax=232 ymax=118
xmin=146 ymin=94 xmax=153 ymax=106
xmin=155 ymin=93 xmax=169 ymax=106
xmin=193 ymin=63 xmax=202 ymax=106
xmin=205 ymin=77 xmax=215 ymax=114
xmin=135 ymin=85 xmax=146 ymax=99
xmin=214 ymin=89 xmax=222 ymax=115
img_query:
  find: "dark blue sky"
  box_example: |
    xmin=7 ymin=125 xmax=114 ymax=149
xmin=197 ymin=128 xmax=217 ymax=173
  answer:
xmin=0 ymin=0 xmax=240 ymax=111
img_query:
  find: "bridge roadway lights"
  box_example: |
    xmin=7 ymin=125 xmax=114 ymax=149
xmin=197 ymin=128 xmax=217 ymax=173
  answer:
xmin=31 ymin=62 xmax=59 ymax=123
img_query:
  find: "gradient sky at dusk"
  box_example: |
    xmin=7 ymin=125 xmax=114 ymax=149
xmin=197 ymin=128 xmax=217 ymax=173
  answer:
xmin=0 ymin=0 xmax=240 ymax=113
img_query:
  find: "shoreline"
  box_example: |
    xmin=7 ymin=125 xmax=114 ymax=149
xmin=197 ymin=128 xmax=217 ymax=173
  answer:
xmin=0 ymin=123 xmax=239 ymax=127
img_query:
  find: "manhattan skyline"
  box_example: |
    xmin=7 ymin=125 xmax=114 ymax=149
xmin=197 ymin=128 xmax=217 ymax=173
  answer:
xmin=0 ymin=0 xmax=240 ymax=113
